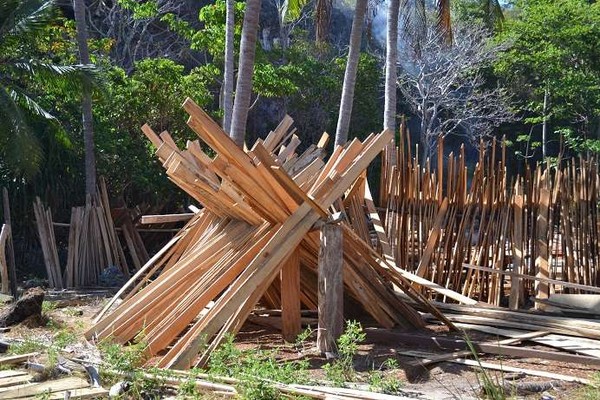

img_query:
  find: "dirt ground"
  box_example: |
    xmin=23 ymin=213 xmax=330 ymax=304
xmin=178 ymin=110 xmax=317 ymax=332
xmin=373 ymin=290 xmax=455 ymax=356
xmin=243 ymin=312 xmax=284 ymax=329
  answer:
xmin=1 ymin=290 xmax=598 ymax=400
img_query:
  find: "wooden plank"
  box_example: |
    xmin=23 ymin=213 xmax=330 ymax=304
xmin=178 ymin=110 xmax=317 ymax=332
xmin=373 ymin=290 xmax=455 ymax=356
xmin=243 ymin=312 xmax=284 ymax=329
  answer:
xmin=0 ymin=377 xmax=89 ymax=399
xmin=0 ymin=353 xmax=39 ymax=366
xmin=455 ymin=323 xmax=600 ymax=359
xmin=0 ymin=371 xmax=28 ymax=379
xmin=462 ymin=263 xmax=600 ymax=295
xmin=281 ymin=249 xmax=301 ymax=342
xmin=510 ymin=193 xmax=524 ymax=309
xmin=317 ymin=221 xmax=344 ymax=355
xmin=42 ymin=387 xmax=109 ymax=400
xmin=535 ymin=188 xmax=550 ymax=309
xmin=0 ymin=374 xmax=32 ymax=388
xmin=141 ymin=213 xmax=195 ymax=224
xmin=2 ymin=188 xmax=17 ymax=298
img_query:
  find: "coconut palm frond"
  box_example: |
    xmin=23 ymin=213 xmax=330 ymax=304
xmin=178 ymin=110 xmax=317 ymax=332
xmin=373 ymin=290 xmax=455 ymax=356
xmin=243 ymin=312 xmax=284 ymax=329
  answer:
xmin=11 ymin=60 xmax=99 ymax=91
xmin=0 ymin=86 xmax=43 ymax=175
xmin=9 ymin=86 xmax=56 ymax=120
xmin=0 ymin=0 xmax=55 ymax=38
xmin=400 ymin=0 xmax=427 ymax=57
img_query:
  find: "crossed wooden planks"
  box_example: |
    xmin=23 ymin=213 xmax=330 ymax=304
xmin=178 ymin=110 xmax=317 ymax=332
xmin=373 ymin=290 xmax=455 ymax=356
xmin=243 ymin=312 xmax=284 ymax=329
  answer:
xmin=88 ymin=98 xmax=434 ymax=370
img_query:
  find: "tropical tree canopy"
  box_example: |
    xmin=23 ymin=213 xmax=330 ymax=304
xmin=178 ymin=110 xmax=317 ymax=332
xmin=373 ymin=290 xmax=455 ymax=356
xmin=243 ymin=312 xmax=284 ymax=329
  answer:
xmin=0 ymin=0 xmax=95 ymax=176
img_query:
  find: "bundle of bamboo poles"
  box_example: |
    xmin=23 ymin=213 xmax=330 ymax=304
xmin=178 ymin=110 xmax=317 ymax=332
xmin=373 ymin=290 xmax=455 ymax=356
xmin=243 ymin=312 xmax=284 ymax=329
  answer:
xmin=377 ymin=127 xmax=600 ymax=309
xmin=87 ymin=98 xmax=454 ymax=370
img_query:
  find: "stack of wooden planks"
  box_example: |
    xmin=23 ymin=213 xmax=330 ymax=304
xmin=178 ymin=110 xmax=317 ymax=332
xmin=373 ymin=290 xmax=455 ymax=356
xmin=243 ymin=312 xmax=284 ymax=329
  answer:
xmin=377 ymin=125 xmax=600 ymax=309
xmin=87 ymin=98 xmax=448 ymax=370
xmin=33 ymin=198 xmax=63 ymax=289
xmin=35 ymin=180 xmax=130 ymax=289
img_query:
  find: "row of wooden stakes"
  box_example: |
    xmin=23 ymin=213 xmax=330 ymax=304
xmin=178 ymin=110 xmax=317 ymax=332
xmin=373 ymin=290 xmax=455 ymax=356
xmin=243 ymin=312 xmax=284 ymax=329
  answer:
xmin=377 ymin=127 xmax=600 ymax=309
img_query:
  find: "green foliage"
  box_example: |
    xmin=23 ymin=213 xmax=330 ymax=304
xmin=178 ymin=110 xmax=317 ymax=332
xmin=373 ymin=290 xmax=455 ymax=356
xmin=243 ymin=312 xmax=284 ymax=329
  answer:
xmin=368 ymin=358 xmax=404 ymax=394
xmin=464 ymin=334 xmax=507 ymax=400
xmin=93 ymin=58 xmax=214 ymax=205
xmin=322 ymin=320 xmax=366 ymax=387
xmin=41 ymin=300 xmax=57 ymax=314
xmin=208 ymin=334 xmax=309 ymax=399
xmin=192 ymin=0 xmax=245 ymax=61
xmin=9 ymin=335 xmax=48 ymax=355
xmin=495 ymin=0 xmax=600 ymax=154
xmin=99 ymin=337 xmax=148 ymax=374
xmin=0 ymin=0 xmax=97 ymax=177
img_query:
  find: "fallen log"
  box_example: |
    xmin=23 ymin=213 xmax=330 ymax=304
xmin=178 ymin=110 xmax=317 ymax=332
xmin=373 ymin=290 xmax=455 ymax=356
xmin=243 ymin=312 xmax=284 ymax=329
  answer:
xmin=0 ymin=287 xmax=44 ymax=327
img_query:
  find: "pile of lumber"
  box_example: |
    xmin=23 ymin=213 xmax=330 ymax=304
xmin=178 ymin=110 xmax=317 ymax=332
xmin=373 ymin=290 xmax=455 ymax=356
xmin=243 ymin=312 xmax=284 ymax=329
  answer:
xmin=87 ymin=98 xmax=454 ymax=370
xmin=33 ymin=198 xmax=63 ymax=289
xmin=34 ymin=181 xmax=130 ymax=289
xmin=378 ymin=126 xmax=600 ymax=309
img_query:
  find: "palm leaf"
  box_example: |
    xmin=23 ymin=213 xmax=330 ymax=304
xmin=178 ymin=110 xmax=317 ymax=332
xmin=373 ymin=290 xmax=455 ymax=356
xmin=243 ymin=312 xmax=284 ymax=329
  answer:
xmin=0 ymin=85 xmax=42 ymax=175
xmin=11 ymin=60 xmax=99 ymax=92
xmin=0 ymin=0 xmax=55 ymax=38
xmin=282 ymin=0 xmax=308 ymax=23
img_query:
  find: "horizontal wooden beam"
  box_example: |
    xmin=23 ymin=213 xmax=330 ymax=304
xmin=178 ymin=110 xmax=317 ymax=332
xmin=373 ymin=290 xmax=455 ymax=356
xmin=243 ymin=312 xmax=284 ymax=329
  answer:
xmin=141 ymin=213 xmax=195 ymax=224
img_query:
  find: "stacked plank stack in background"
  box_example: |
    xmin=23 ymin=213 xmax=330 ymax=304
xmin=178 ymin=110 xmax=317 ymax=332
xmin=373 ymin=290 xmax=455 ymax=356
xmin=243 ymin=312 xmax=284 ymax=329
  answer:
xmin=87 ymin=98 xmax=450 ymax=370
xmin=34 ymin=181 xmax=130 ymax=289
xmin=33 ymin=198 xmax=63 ymax=289
xmin=377 ymin=125 xmax=600 ymax=309
xmin=63 ymin=181 xmax=130 ymax=287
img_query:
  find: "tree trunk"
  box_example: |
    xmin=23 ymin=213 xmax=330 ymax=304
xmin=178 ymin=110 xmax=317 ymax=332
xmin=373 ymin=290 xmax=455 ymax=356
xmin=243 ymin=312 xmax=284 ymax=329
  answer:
xmin=334 ymin=0 xmax=368 ymax=146
xmin=73 ymin=0 xmax=96 ymax=195
xmin=315 ymin=0 xmax=332 ymax=45
xmin=542 ymin=86 xmax=548 ymax=160
xmin=223 ymin=0 xmax=235 ymax=135
xmin=230 ymin=0 xmax=262 ymax=148
xmin=383 ymin=0 xmax=399 ymax=132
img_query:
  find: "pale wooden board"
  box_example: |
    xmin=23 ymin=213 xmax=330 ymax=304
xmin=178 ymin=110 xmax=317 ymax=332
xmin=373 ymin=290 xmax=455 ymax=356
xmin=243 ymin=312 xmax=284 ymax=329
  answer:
xmin=457 ymin=323 xmax=600 ymax=359
xmin=0 ymin=377 xmax=89 ymax=399
xmin=0 ymin=373 xmax=33 ymax=388
xmin=34 ymin=386 xmax=109 ymax=400
xmin=0 ymin=370 xmax=28 ymax=379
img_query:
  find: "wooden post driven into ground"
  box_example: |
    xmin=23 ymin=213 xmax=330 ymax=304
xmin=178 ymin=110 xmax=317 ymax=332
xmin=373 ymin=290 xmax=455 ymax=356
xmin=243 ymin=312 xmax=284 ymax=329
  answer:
xmin=2 ymin=188 xmax=17 ymax=299
xmin=317 ymin=214 xmax=344 ymax=356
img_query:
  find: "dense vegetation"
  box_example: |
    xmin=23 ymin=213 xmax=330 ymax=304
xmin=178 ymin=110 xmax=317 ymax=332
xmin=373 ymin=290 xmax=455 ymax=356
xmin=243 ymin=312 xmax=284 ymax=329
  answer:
xmin=0 ymin=0 xmax=599 ymax=277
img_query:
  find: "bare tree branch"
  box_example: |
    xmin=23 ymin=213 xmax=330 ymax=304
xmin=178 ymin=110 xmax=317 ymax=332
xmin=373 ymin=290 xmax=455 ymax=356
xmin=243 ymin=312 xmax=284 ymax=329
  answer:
xmin=398 ymin=24 xmax=515 ymax=158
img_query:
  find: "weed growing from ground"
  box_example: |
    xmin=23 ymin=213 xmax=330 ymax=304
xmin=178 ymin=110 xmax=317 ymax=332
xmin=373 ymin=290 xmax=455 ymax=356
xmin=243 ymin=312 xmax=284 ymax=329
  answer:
xmin=207 ymin=334 xmax=310 ymax=400
xmin=368 ymin=358 xmax=404 ymax=394
xmin=41 ymin=301 xmax=56 ymax=315
xmin=464 ymin=334 xmax=507 ymax=400
xmin=98 ymin=335 xmax=164 ymax=398
xmin=322 ymin=320 xmax=366 ymax=387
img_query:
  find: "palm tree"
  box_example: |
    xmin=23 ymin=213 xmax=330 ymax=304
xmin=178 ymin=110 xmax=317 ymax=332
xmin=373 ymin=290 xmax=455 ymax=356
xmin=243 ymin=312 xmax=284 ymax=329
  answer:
xmin=334 ymin=0 xmax=368 ymax=146
xmin=222 ymin=0 xmax=235 ymax=134
xmin=229 ymin=0 xmax=261 ymax=147
xmin=384 ymin=0 xmax=400 ymax=133
xmin=0 ymin=0 xmax=95 ymax=176
xmin=73 ymin=0 xmax=96 ymax=195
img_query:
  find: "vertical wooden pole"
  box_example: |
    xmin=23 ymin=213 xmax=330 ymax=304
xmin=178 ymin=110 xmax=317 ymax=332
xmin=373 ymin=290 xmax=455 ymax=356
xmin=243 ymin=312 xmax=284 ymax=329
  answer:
xmin=317 ymin=220 xmax=343 ymax=356
xmin=510 ymin=193 xmax=524 ymax=310
xmin=2 ymin=188 xmax=17 ymax=298
xmin=280 ymin=248 xmax=301 ymax=342
xmin=535 ymin=188 xmax=550 ymax=309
